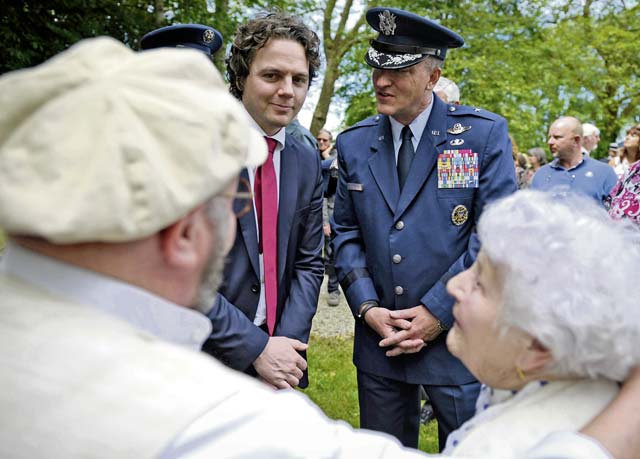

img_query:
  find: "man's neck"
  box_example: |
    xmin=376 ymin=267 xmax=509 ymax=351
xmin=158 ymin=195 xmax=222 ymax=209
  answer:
xmin=558 ymin=150 xmax=584 ymax=169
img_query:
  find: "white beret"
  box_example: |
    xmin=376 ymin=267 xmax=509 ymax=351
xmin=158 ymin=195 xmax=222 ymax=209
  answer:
xmin=582 ymin=123 xmax=599 ymax=136
xmin=0 ymin=36 xmax=266 ymax=243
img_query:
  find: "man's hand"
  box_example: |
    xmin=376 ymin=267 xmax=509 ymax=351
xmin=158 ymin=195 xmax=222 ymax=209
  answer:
xmin=253 ymin=336 xmax=308 ymax=390
xmin=378 ymin=306 xmax=443 ymax=357
xmin=364 ymin=307 xmax=411 ymax=341
xmin=323 ymin=223 xmax=331 ymax=237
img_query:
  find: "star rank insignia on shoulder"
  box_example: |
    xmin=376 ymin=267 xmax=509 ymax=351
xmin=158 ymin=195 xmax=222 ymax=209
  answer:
xmin=447 ymin=123 xmax=472 ymax=135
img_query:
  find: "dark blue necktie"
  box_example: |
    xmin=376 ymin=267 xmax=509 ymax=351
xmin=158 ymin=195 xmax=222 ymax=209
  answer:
xmin=397 ymin=125 xmax=414 ymax=190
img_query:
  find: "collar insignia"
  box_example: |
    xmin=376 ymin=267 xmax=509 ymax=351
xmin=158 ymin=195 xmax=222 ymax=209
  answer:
xmin=450 ymin=138 xmax=465 ymax=146
xmin=447 ymin=123 xmax=472 ymax=135
xmin=203 ymin=29 xmax=214 ymax=43
xmin=431 ymin=130 xmax=440 ymax=136
xmin=379 ymin=10 xmax=397 ymax=36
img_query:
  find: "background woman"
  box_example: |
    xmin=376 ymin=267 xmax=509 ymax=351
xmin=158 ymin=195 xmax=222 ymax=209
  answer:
xmin=608 ymin=123 xmax=640 ymax=226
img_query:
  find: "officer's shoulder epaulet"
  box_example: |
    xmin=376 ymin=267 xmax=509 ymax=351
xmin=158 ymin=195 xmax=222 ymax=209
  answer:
xmin=447 ymin=104 xmax=501 ymax=121
xmin=339 ymin=114 xmax=381 ymax=135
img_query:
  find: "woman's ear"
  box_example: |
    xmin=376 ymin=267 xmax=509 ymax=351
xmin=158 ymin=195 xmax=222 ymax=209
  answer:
xmin=516 ymin=338 xmax=553 ymax=375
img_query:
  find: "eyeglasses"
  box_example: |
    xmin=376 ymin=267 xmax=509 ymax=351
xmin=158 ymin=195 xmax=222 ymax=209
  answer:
xmin=316 ymin=138 xmax=331 ymax=143
xmin=222 ymin=177 xmax=253 ymax=218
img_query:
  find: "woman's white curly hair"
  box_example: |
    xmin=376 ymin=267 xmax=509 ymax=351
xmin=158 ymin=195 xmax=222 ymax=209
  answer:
xmin=478 ymin=190 xmax=640 ymax=381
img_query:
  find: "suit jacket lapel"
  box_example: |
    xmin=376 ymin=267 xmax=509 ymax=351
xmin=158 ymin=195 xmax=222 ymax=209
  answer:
xmin=368 ymin=116 xmax=399 ymax=214
xmin=237 ymin=168 xmax=260 ymax=278
xmin=395 ymin=97 xmax=448 ymax=219
xmin=277 ymin=141 xmax=298 ymax=285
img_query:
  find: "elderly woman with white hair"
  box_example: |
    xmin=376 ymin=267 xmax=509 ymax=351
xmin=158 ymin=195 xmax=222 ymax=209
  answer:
xmin=440 ymin=190 xmax=640 ymax=457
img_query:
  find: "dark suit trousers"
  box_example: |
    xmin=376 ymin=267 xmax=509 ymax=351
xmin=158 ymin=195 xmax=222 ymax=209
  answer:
xmin=357 ymin=369 xmax=480 ymax=450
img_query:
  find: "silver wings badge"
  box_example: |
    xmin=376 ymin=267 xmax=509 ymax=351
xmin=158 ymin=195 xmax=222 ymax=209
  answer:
xmin=447 ymin=123 xmax=472 ymax=135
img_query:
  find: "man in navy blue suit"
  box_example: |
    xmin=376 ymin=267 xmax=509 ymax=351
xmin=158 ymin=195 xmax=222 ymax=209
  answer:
xmin=332 ymin=7 xmax=517 ymax=450
xmin=202 ymin=12 xmax=324 ymax=390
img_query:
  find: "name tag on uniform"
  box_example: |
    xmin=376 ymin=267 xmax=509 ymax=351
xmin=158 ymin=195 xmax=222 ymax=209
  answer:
xmin=437 ymin=149 xmax=479 ymax=189
xmin=347 ymin=182 xmax=364 ymax=191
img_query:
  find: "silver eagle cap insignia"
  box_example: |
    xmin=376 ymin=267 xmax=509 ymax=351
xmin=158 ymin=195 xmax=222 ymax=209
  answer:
xmin=447 ymin=123 xmax=472 ymax=135
xmin=203 ymin=29 xmax=214 ymax=43
xmin=379 ymin=10 xmax=397 ymax=36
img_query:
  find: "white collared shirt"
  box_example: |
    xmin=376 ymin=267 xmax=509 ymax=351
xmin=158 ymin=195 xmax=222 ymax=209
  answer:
xmin=0 ymin=242 xmax=211 ymax=350
xmin=388 ymin=99 xmax=434 ymax=163
xmin=242 ymin=110 xmax=286 ymax=327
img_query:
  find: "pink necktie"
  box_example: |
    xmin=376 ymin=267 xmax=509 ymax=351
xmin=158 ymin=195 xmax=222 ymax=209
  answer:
xmin=254 ymin=137 xmax=278 ymax=335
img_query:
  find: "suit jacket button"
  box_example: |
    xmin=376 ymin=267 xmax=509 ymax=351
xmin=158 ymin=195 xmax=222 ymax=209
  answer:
xmin=251 ymin=283 xmax=260 ymax=294
xmin=394 ymin=286 xmax=404 ymax=296
xmin=392 ymin=254 xmax=402 ymax=264
xmin=395 ymin=221 xmax=405 ymax=230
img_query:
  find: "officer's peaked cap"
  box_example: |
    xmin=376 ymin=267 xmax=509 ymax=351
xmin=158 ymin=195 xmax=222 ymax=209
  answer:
xmin=140 ymin=24 xmax=223 ymax=57
xmin=365 ymin=8 xmax=464 ymax=70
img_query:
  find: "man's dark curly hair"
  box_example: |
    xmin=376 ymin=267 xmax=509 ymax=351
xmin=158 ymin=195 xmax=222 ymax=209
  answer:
xmin=226 ymin=12 xmax=321 ymax=100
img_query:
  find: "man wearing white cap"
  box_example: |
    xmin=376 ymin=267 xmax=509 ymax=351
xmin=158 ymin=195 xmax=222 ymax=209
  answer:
xmin=1 ymin=36 xmax=639 ymax=459
xmin=582 ymin=122 xmax=601 ymax=156
xmin=434 ymin=76 xmax=460 ymax=104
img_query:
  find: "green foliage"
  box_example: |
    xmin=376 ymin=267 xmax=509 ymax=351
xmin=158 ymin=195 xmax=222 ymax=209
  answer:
xmin=3 ymin=0 xmax=638 ymax=154
xmin=1 ymin=1 xmax=160 ymax=73
xmin=334 ymin=0 xmax=640 ymax=156
xmin=304 ymin=334 xmax=439 ymax=454
xmin=0 ymin=229 xmax=5 ymax=250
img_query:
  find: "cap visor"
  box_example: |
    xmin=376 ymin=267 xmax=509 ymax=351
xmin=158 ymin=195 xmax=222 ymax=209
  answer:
xmin=365 ymin=47 xmax=427 ymax=70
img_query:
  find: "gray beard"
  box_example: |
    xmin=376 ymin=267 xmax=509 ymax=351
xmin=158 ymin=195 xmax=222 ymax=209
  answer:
xmin=194 ymin=248 xmax=226 ymax=315
xmin=194 ymin=200 xmax=231 ymax=314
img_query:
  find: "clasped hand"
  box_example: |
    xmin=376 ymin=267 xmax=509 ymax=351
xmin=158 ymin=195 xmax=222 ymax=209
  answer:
xmin=253 ymin=336 xmax=308 ymax=389
xmin=365 ymin=305 xmax=442 ymax=357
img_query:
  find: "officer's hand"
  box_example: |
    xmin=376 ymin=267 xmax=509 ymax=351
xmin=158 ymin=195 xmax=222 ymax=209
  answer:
xmin=379 ymin=306 xmax=442 ymax=357
xmin=364 ymin=307 xmax=411 ymax=340
xmin=323 ymin=223 xmax=331 ymax=237
xmin=253 ymin=336 xmax=308 ymax=390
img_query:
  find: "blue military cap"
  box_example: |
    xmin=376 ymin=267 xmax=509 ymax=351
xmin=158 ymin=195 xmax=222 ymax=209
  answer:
xmin=140 ymin=24 xmax=223 ymax=57
xmin=365 ymin=8 xmax=464 ymax=70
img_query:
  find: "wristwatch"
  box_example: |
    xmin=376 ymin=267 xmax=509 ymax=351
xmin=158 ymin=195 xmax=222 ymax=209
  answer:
xmin=435 ymin=319 xmax=448 ymax=334
xmin=357 ymin=301 xmax=379 ymax=320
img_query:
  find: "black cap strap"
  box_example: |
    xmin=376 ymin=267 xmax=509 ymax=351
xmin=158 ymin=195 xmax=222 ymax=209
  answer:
xmin=370 ymin=39 xmax=442 ymax=58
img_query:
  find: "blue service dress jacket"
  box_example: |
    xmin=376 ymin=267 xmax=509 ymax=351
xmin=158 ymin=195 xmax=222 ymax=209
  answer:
xmin=332 ymin=96 xmax=517 ymax=385
xmin=203 ymin=136 xmax=324 ymax=388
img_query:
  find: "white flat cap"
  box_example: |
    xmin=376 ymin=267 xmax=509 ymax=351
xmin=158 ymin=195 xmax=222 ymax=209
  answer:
xmin=0 ymin=37 xmax=266 ymax=243
xmin=582 ymin=123 xmax=600 ymax=136
xmin=434 ymin=76 xmax=460 ymax=104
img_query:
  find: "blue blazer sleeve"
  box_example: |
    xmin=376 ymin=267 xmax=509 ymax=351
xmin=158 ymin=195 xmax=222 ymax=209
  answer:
xmin=331 ymin=136 xmax=381 ymax=317
xmin=203 ymin=293 xmax=269 ymax=371
xmin=274 ymin=154 xmax=324 ymax=343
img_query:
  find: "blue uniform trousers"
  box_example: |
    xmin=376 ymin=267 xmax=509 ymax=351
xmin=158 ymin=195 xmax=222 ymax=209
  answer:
xmin=357 ymin=369 xmax=480 ymax=450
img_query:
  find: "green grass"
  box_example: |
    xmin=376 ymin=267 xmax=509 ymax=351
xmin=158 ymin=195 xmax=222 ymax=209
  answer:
xmin=303 ymin=334 xmax=439 ymax=454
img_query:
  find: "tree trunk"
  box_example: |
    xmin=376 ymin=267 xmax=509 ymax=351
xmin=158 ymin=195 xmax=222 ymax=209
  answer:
xmin=154 ymin=0 xmax=165 ymax=27
xmin=310 ymin=60 xmax=340 ymax=135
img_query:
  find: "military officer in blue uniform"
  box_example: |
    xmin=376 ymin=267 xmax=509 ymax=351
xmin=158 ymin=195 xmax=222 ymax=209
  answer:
xmin=140 ymin=23 xmax=223 ymax=57
xmin=332 ymin=7 xmax=517 ymax=450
